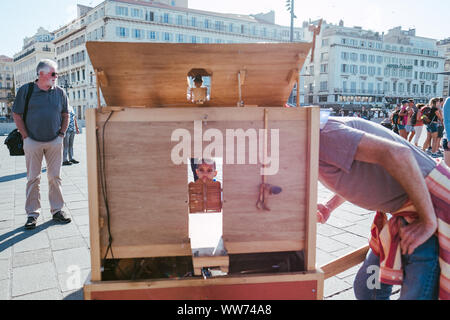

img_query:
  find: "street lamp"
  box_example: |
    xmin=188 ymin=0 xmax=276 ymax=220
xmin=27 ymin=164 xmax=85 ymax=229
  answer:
xmin=285 ymin=0 xmax=297 ymax=42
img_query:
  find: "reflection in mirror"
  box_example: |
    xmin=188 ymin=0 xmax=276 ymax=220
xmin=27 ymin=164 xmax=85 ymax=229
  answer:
xmin=187 ymin=69 xmax=211 ymax=104
xmin=188 ymin=158 xmax=223 ymax=258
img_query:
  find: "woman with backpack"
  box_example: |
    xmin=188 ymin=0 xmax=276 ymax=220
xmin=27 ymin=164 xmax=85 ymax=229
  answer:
xmin=422 ymin=98 xmax=443 ymax=158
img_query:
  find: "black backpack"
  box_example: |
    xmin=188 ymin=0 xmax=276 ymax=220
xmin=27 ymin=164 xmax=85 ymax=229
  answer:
xmin=392 ymin=110 xmax=401 ymax=125
xmin=421 ymin=106 xmax=436 ymax=125
xmin=4 ymin=82 xmax=34 ymax=156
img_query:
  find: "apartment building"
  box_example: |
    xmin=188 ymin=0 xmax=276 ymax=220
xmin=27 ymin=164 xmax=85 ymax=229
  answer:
xmin=0 ymin=55 xmax=14 ymax=117
xmin=304 ymin=21 xmax=445 ymax=110
xmin=52 ymin=0 xmax=311 ymax=120
xmin=437 ymin=37 xmax=450 ymax=97
xmin=13 ymin=28 xmax=55 ymax=94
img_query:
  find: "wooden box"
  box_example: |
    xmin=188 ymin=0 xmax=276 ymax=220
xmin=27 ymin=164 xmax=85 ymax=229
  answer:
xmin=83 ymin=42 xmax=327 ymax=300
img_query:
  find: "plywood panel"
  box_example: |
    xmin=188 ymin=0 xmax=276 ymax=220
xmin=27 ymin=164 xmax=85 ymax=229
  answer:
xmin=94 ymin=107 xmax=312 ymax=259
xmin=86 ymin=42 xmax=311 ymax=108
xmin=218 ymin=119 xmax=308 ymax=254
xmin=96 ymin=120 xmax=193 ymax=258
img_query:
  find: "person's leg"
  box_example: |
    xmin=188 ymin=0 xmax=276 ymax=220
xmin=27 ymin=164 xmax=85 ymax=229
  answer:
xmin=63 ymin=133 xmax=70 ymax=163
xmin=399 ymin=129 xmax=407 ymax=139
xmin=408 ymin=127 xmax=415 ymax=142
xmin=353 ymin=250 xmax=393 ymax=300
xmin=423 ymin=129 xmax=432 ymax=151
xmin=399 ymin=235 xmax=440 ymax=300
xmin=24 ymin=138 xmax=44 ymax=218
xmin=44 ymin=137 xmax=65 ymax=215
xmin=413 ymin=126 xmax=423 ymax=146
xmin=68 ymin=131 xmax=75 ymax=161
xmin=431 ymin=132 xmax=439 ymax=154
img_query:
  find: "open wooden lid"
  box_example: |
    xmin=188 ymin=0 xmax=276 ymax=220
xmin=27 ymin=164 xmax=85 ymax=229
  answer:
xmin=86 ymin=42 xmax=312 ymax=107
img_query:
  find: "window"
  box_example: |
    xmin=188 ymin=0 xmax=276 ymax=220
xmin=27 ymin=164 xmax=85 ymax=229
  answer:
xmin=164 ymin=32 xmax=171 ymax=41
xmin=177 ymin=15 xmax=184 ymax=25
xmin=116 ymin=27 xmax=128 ymax=38
xmin=191 ymin=36 xmax=197 ymax=43
xmin=360 ymin=54 xmax=367 ymax=63
xmin=320 ymin=81 xmax=328 ymax=91
xmin=204 ymin=19 xmax=210 ymax=28
xmin=116 ymin=6 xmax=128 ymax=16
xmin=177 ymin=34 xmax=184 ymax=43
xmin=321 ymin=52 xmax=328 ymax=62
xmin=360 ymin=66 xmax=367 ymax=75
xmin=350 ymin=53 xmax=358 ymax=61
xmin=341 ymin=64 xmax=349 ymax=73
xmin=131 ymin=8 xmax=142 ymax=18
xmin=350 ymin=65 xmax=358 ymax=75
xmin=148 ymin=31 xmax=157 ymax=40
xmin=191 ymin=17 xmax=197 ymax=27
xmin=368 ymin=67 xmax=376 ymax=76
xmin=341 ymin=52 xmax=349 ymax=60
xmin=320 ymin=64 xmax=328 ymax=73
xmin=132 ymin=29 xmax=144 ymax=39
xmin=369 ymin=55 xmax=375 ymax=64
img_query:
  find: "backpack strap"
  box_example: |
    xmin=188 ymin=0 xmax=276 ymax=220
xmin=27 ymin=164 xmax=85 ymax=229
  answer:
xmin=22 ymin=82 xmax=34 ymax=125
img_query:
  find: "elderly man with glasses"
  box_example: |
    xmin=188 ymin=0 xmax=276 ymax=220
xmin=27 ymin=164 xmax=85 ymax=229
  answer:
xmin=12 ymin=59 xmax=72 ymax=230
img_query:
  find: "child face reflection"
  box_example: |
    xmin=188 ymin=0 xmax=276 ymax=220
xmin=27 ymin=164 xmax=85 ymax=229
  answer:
xmin=196 ymin=163 xmax=217 ymax=182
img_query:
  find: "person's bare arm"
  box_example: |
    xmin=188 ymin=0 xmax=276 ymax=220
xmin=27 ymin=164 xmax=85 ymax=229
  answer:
xmin=317 ymin=194 xmax=346 ymax=224
xmin=12 ymin=112 xmax=28 ymax=139
xmin=60 ymin=113 xmax=69 ymax=134
xmin=354 ymin=133 xmax=437 ymax=255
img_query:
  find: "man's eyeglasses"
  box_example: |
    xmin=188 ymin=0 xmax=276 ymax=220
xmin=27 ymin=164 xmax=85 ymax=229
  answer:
xmin=50 ymin=72 xmax=58 ymax=77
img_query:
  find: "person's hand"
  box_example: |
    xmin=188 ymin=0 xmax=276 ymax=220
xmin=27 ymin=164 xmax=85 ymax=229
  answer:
xmin=399 ymin=219 xmax=437 ymax=255
xmin=317 ymin=203 xmax=331 ymax=224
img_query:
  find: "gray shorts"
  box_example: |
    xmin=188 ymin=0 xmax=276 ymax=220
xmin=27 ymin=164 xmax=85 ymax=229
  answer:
xmin=405 ymin=125 xmax=415 ymax=133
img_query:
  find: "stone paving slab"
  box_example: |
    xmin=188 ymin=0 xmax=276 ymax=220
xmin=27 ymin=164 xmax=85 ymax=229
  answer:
xmin=0 ymin=132 xmax=392 ymax=300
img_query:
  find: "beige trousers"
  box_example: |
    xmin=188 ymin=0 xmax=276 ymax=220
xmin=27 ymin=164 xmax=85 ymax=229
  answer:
xmin=23 ymin=136 xmax=64 ymax=218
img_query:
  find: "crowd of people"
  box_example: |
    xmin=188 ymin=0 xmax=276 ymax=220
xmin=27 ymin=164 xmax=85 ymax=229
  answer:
xmin=389 ymin=98 xmax=449 ymax=165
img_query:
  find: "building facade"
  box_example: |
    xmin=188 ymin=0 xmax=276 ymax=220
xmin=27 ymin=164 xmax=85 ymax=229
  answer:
xmin=0 ymin=55 xmax=14 ymax=117
xmin=52 ymin=0 xmax=312 ymax=120
xmin=13 ymin=28 xmax=55 ymax=94
xmin=304 ymin=22 xmax=445 ymax=111
xmin=437 ymin=38 xmax=450 ymax=97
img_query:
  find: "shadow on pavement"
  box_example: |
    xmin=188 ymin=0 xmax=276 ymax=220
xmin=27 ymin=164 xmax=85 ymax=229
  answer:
xmin=63 ymin=289 xmax=84 ymax=300
xmin=0 ymin=168 xmax=46 ymax=183
xmin=0 ymin=220 xmax=54 ymax=252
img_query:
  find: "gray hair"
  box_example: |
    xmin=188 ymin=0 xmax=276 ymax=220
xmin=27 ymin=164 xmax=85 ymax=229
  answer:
xmin=36 ymin=59 xmax=58 ymax=75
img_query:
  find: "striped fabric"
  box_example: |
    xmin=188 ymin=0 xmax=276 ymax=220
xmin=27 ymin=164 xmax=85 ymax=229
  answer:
xmin=369 ymin=160 xmax=450 ymax=300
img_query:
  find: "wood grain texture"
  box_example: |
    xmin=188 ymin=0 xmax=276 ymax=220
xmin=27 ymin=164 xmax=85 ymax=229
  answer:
xmin=86 ymin=42 xmax=312 ymax=108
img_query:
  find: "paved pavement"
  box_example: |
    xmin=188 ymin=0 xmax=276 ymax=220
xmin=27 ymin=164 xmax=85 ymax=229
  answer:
xmin=1 ymin=126 xmax=430 ymax=300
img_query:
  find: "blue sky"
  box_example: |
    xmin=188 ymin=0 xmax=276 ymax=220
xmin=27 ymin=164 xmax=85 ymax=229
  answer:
xmin=1 ymin=0 xmax=449 ymax=57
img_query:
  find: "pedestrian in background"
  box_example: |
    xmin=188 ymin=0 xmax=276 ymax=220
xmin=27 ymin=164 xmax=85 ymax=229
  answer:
xmin=62 ymin=105 xmax=80 ymax=166
xmin=443 ymin=97 xmax=450 ymax=167
xmin=413 ymin=103 xmax=425 ymax=147
xmin=12 ymin=59 xmax=72 ymax=230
